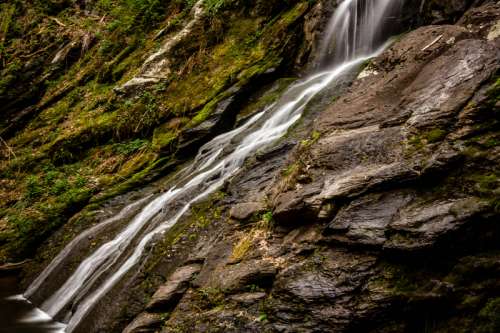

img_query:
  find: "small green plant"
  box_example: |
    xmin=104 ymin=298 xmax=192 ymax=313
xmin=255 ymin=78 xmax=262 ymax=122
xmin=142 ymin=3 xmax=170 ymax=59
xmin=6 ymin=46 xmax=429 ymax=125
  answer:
xmin=75 ymin=175 xmax=87 ymax=187
xmin=25 ymin=176 xmax=42 ymax=199
xmin=198 ymin=287 xmax=225 ymax=309
xmin=204 ymin=0 xmax=227 ymax=15
xmin=114 ymin=139 xmax=149 ymax=155
xmin=300 ymin=130 xmax=321 ymax=147
xmin=282 ymin=163 xmax=298 ymax=176
xmin=246 ymin=284 xmax=261 ymax=292
xmin=262 ymin=211 xmax=273 ymax=225
xmin=44 ymin=170 xmax=59 ymax=185
xmin=50 ymin=179 xmax=69 ymax=195
xmin=311 ymin=130 xmax=321 ymax=141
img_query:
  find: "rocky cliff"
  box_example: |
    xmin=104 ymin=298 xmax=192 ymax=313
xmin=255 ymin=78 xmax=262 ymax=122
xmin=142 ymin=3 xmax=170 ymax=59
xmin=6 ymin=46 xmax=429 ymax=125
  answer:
xmin=0 ymin=0 xmax=499 ymax=332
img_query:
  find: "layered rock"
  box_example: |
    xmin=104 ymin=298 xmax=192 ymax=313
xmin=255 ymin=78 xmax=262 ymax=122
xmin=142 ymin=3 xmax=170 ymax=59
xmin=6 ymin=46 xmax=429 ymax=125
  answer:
xmin=123 ymin=2 xmax=500 ymax=332
xmin=5 ymin=1 xmax=498 ymax=332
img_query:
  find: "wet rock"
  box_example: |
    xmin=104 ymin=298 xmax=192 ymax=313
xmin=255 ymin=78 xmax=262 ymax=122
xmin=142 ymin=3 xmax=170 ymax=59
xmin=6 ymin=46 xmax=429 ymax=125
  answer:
xmin=420 ymin=0 xmax=472 ymax=24
xmin=178 ymin=88 xmax=240 ymax=153
xmin=122 ymin=312 xmax=163 ymax=333
xmin=207 ymin=259 xmax=277 ymax=292
xmin=229 ymin=202 xmax=265 ymax=221
xmin=296 ymin=0 xmax=336 ymax=68
xmin=146 ymin=264 xmax=201 ymax=311
xmin=255 ymin=141 xmax=296 ymax=162
xmin=269 ymin=250 xmax=377 ymax=331
xmin=326 ymin=190 xmax=415 ymax=246
xmin=316 ymin=163 xmax=419 ymax=201
xmin=151 ymin=3 xmax=500 ymax=332
xmin=458 ymin=2 xmax=500 ymax=38
xmin=402 ymin=39 xmax=499 ymax=131
xmin=229 ymin=292 xmax=267 ymax=305
xmin=385 ymin=197 xmax=490 ymax=250
xmin=273 ymin=184 xmax=322 ymax=225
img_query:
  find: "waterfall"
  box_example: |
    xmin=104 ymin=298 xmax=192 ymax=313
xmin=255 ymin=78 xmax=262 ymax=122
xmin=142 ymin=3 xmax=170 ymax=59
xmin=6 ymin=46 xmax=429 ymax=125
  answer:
xmin=21 ymin=1 xmax=401 ymax=331
xmin=319 ymin=0 xmax=400 ymax=65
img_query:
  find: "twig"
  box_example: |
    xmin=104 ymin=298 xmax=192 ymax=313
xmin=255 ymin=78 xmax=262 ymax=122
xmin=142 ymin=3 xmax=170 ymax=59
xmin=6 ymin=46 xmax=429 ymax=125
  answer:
xmin=50 ymin=17 xmax=67 ymax=27
xmin=19 ymin=41 xmax=58 ymax=59
xmin=421 ymin=35 xmax=442 ymax=51
xmin=0 ymin=135 xmax=16 ymax=160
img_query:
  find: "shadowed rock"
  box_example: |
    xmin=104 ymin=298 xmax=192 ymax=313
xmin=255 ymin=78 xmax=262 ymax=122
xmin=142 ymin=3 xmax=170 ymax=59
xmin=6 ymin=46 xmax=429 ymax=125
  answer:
xmin=229 ymin=202 xmax=266 ymax=221
xmin=146 ymin=264 xmax=201 ymax=311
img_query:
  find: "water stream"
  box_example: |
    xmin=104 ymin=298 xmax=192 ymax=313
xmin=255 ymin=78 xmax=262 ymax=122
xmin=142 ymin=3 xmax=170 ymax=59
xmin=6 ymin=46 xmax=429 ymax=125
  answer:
xmin=3 ymin=1 xmax=402 ymax=331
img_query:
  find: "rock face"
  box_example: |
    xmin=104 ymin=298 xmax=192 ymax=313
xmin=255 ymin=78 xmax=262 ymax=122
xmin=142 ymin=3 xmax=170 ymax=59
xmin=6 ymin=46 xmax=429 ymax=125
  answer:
xmin=5 ymin=1 xmax=498 ymax=333
xmin=122 ymin=2 xmax=500 ymax=333
xmin=146 ymin=264 xmax=201 ymax=311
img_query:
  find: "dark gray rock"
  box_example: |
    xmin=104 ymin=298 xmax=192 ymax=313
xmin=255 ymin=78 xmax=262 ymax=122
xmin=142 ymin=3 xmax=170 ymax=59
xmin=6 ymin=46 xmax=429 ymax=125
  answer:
xmin=229 ymin=202 xmax=265 ymax=221
xmin=385 ymin=197 xmax=490 ymax=250
xmin=326 ymin=190 xmax=415 ymax=246
xmin=122 ymin=313 xmax=163 ymax=333
xmin=229 ymin=292 xmax=267 ymax=305
xmin=146 ymin=264 xmax=201 ymax=311
xmin=207 ymin=259 xmax=277 ymax=292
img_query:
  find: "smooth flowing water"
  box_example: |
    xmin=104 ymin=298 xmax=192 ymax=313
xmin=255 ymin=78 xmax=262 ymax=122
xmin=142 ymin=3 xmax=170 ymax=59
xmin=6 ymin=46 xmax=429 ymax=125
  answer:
xmin=6 ymin=0 xmax=402 ymax=331
xmin=319 ymin=0 xmax=400 ymax=65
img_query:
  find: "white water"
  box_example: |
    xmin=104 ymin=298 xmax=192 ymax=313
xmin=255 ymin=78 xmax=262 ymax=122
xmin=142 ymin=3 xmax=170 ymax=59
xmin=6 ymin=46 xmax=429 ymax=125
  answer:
xmin=23 ymin=0 xmax=400 ymax=331
xmin=319 ymin=0 xmax=398 ymax=65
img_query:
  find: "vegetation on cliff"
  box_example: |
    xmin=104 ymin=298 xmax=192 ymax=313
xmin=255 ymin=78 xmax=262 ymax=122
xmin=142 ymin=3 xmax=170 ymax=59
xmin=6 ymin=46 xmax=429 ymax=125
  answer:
xmin=0 ymin=0 xmax=316 ymax=262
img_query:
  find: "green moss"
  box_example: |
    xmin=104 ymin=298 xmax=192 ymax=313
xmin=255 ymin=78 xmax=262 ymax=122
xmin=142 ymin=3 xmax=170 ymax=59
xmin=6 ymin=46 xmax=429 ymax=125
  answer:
xmin=257 ymin=313 xmax=268 ymax=322
xmin=0 ymin=0 xmax=316 ymax=264
xmin=282 ymin=163 xmax=298 ymax=177
xmin=114 ymin=139 xmax=149 ymax=155
xmin=301 ymin=130 xmax=321 ymax=147
xmin=25 ymin=176 xmax=42 ymax=200
xmin=1 ymin=172 xmax=94 ymax=261
xmin=0 ymin=3 xmax=15 ymax=60
xmin=190 ymin=99 xmax=218 ymax=127
xmin=152 ymin=129 xmax=177 ymax=152
xmin=197 ymin=287 xmax=226 ymax=309
xmin=478 ymin=298 xmax=500 ymax=332
xmin=425 ymin=128 xmax=447 ymax=143
xmin=406 ymin=127 xmax=448 ymax=156
xmin=238 ymin=77 xmax=296 ymax=119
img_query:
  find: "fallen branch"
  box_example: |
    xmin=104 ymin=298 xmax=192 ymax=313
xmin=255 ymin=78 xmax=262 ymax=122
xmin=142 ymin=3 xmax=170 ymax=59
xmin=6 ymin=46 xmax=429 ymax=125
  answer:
xmin=0 ymin=259 xmax=31 ymax=272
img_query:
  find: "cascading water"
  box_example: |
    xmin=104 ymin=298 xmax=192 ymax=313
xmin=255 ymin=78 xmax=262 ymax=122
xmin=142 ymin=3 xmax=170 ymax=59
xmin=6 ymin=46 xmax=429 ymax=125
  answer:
xmin=318 ymin=0 xmax=401 ymax=65
xmin=14 ymin=1 xmax=402 ymax=331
